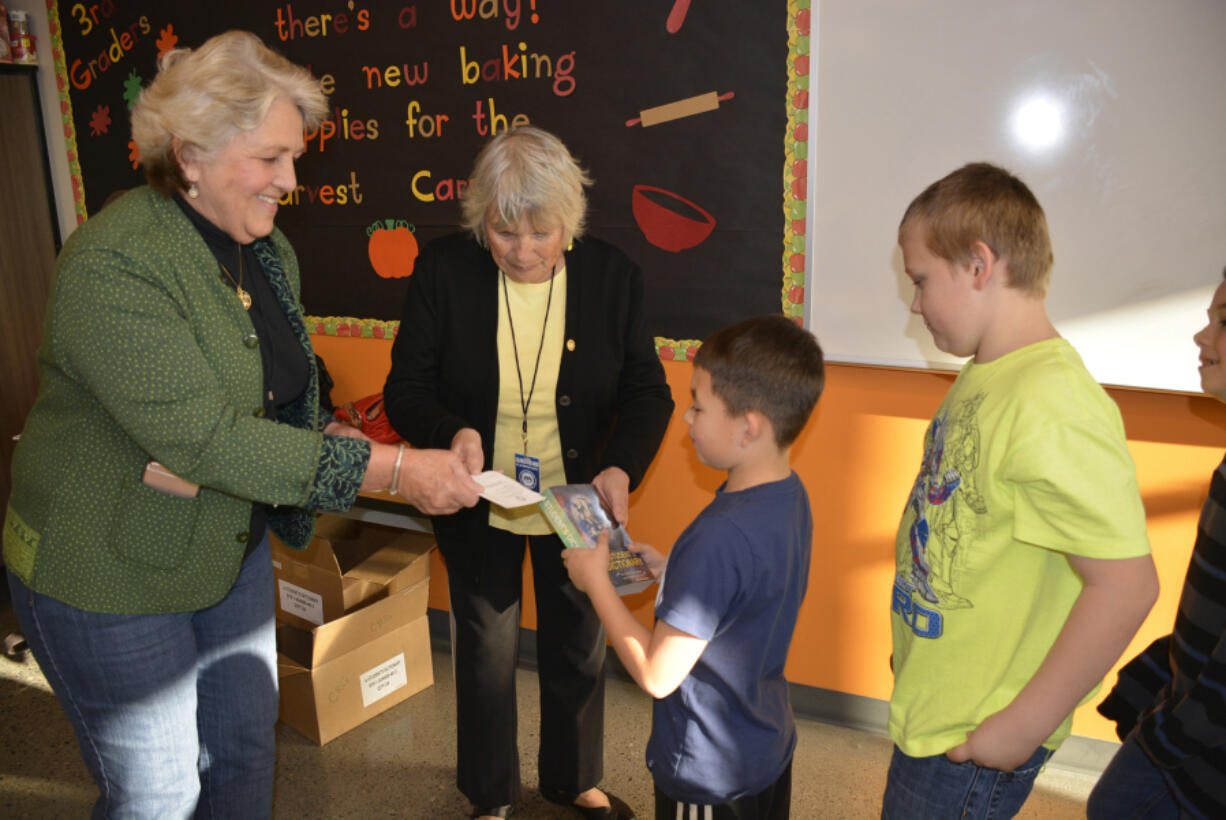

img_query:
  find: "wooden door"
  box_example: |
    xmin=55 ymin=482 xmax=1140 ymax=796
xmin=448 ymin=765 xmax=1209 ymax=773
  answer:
xmin=0 ymin=66 xmax=59 ymax=512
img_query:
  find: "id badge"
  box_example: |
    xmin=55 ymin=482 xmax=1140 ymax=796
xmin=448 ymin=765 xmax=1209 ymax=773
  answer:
xmin=514 ymin=452 xmax=541 ymax=492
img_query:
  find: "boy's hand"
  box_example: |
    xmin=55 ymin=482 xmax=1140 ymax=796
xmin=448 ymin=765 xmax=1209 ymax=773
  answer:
xmin=562 ymin=529 xmax=613 ymax=594
xmin=945 ymin=710 xmax=1041 ymax=772
xmin=627 ymin=539 xmax=667 ymax=579
xmin=946 ymin=554 xmax=1157 ymax=774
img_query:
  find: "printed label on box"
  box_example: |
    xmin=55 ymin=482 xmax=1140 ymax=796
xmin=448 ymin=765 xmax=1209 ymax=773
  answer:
xmin=277 ymin=579 xmax=324 ymax=626
xmin=360 ymin=652 xmax=407 ymax=708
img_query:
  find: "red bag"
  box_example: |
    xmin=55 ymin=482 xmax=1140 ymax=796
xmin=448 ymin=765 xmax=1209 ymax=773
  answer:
xmin=332 ymin=393 xmax=403 ymax=444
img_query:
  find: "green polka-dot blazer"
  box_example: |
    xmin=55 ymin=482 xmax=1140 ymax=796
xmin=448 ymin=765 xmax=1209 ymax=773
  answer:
xmin=2 ymin=187 xmax=369 ymax=614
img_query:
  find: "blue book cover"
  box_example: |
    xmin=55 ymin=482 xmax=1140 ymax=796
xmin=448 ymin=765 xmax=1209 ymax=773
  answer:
xmin=540 ymin=484 xmax=654 ymax=596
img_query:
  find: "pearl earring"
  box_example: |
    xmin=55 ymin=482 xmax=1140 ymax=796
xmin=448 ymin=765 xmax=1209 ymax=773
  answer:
xmin=187 ymin=184 xmax=199 ymax=199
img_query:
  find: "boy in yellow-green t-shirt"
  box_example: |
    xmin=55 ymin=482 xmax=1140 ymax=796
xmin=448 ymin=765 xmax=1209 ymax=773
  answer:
xmin=882 ymin=163 xmax=1159 ymax=820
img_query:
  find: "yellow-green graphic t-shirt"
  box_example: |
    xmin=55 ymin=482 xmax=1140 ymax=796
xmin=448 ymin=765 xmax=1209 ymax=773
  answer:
xmin=889 ymin=338 xmax=1151 ymax=758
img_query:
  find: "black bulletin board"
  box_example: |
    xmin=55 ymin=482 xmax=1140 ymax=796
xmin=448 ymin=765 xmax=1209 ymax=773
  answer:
xmin=49 ymin=1 xmax=809 ymax=354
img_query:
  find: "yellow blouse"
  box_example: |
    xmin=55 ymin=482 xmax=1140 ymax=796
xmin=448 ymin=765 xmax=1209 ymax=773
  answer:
xmin=488 ymin=267 xmax=568 ymax=534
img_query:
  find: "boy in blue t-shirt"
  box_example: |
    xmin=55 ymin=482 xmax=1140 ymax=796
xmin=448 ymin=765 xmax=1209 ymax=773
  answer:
xmin=564 ymin=314 xmax=824 ymax=820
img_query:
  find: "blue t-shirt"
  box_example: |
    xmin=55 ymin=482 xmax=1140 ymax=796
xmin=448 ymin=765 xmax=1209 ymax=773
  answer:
xmin=647 ymin=472 xmax=812 ymax=804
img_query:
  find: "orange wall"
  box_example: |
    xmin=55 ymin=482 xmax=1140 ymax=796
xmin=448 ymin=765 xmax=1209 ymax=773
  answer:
xmin=315 ymin=334 xmax=1226 ymax=743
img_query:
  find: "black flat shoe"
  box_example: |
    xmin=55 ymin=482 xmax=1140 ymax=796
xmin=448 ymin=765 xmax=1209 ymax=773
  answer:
xmin=540 ymin=788 xmax=636 ymax=820
xmin=470 ymin=805 xmax=512 ymax=819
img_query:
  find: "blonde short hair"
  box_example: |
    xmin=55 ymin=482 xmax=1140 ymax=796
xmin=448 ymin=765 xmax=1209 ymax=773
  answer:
xmin=131 ymin=30 xmax=327 ymax=196
xmin=899 ymin=162 xmax=1054 ymax=296
xmin=461 ymin=125 xmax=593 ymax=247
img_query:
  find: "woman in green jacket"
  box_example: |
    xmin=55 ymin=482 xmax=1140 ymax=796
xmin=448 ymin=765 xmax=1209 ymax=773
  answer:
xmin=2 ymin=31 xmax=480 ymax=818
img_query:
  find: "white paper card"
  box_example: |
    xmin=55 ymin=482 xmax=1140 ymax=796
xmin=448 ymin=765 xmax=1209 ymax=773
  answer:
xmin=277 ymin=579 xmax=324 ymax=626
xmin=360 ymin=652 xmax=408 ymax=707
xmin=474 ymin=470 xmax=544 ymax=508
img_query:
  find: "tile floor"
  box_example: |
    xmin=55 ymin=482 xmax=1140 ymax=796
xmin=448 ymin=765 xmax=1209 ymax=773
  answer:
xmin=0 ymin=602 xmax=1099 ymax=819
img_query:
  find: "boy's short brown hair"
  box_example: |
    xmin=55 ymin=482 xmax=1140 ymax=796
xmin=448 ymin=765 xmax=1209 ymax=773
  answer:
xmin=693 ymin=315 xmax=825 ymax=448
xmin=899 ymin=162 xmax=1054 ymax=295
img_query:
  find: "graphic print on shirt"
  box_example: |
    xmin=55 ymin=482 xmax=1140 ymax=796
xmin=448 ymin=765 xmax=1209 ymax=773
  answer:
xmin=893 ymin=392 xmax=988 ymax=638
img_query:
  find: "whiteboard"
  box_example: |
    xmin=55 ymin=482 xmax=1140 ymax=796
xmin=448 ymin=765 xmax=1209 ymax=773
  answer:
xmin=807 ymin=0 xmax=1226 ymax=393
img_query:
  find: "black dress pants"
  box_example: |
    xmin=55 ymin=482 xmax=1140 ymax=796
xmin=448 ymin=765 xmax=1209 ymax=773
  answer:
xmin=444 ymin=526 xmax=607 ymax=808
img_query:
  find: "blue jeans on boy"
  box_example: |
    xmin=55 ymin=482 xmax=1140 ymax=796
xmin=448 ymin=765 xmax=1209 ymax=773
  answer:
xmin=7 ymin=533 xmax=278 ymax=819
xmin=880 ymin=743 xmax=1052 ymax=820
xmin=1086 ymin=731 xmax=1185 ymax=820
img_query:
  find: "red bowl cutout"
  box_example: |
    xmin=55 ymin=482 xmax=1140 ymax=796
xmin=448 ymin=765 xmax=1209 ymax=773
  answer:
xmin=632 ymin=185 xmax=716 ymax=252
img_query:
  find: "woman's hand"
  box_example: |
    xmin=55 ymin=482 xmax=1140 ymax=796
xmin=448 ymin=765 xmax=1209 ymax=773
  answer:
xmin=397 ymin=448 xmax=484 ymax=515
xmin=450 ymin=428 xmax=484 ymax=475
xmin=562 ymin=528 xmax=613 ymax=594
xmin=361 ymin=443 xmax=481 ymax=514
xmin=592 ymin=466 xmax=631 ymax=526
xmin=626 ymin=539 xmax=667 ymax=580
xmin=324 ymin=420 xmax=374 ymax=442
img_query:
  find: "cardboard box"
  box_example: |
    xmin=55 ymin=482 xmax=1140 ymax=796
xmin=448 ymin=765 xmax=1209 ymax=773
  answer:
xmin=270 ymin=514 xmax=433 ymax=630
xmin=277 ymin=576 xmax=434 ymax=744
xmin=271 ymin=515 xmax=436 ymax=744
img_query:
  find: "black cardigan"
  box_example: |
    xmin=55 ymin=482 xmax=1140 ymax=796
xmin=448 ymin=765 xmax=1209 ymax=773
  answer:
xmin=383 ymin=232 xmax=674 ymax=571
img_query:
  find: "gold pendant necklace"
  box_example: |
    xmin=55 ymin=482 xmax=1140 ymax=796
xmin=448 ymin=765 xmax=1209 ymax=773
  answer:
xmin=218 ymin=255 xmax=252 ymax=310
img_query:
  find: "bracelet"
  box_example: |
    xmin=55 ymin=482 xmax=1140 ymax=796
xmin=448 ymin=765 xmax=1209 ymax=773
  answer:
xmin=389 ymin=443 xmax=405 ymax=495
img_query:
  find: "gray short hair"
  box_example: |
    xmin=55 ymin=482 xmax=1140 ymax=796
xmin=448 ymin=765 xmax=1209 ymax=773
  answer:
xmin=131 ymin=30 xmax=327 ymax=196
xmin=461 ymin=125 xmax=593 ymax=247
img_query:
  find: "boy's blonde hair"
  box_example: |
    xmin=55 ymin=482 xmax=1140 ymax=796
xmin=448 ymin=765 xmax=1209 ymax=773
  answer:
xmin=899 ymin=162 xmax=1054 ymax=296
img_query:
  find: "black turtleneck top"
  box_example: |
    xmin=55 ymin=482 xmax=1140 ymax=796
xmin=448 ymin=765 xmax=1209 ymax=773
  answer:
xmin=174 ymin=194 xmax=310 ymax=550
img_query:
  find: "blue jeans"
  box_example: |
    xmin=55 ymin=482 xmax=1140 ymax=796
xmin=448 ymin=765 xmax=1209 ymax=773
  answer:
xmin=7 ymin=533 xmax=278 ymax=819
xmin=881 ymin=744 xmax=1053 ymax=820
xmin=1086 ymin=731 xmax=1184 ymax=819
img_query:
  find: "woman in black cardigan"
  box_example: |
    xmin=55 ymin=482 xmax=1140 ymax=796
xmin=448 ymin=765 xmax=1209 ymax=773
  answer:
xmin=384 ymin=126 xmax=673 ymax=820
